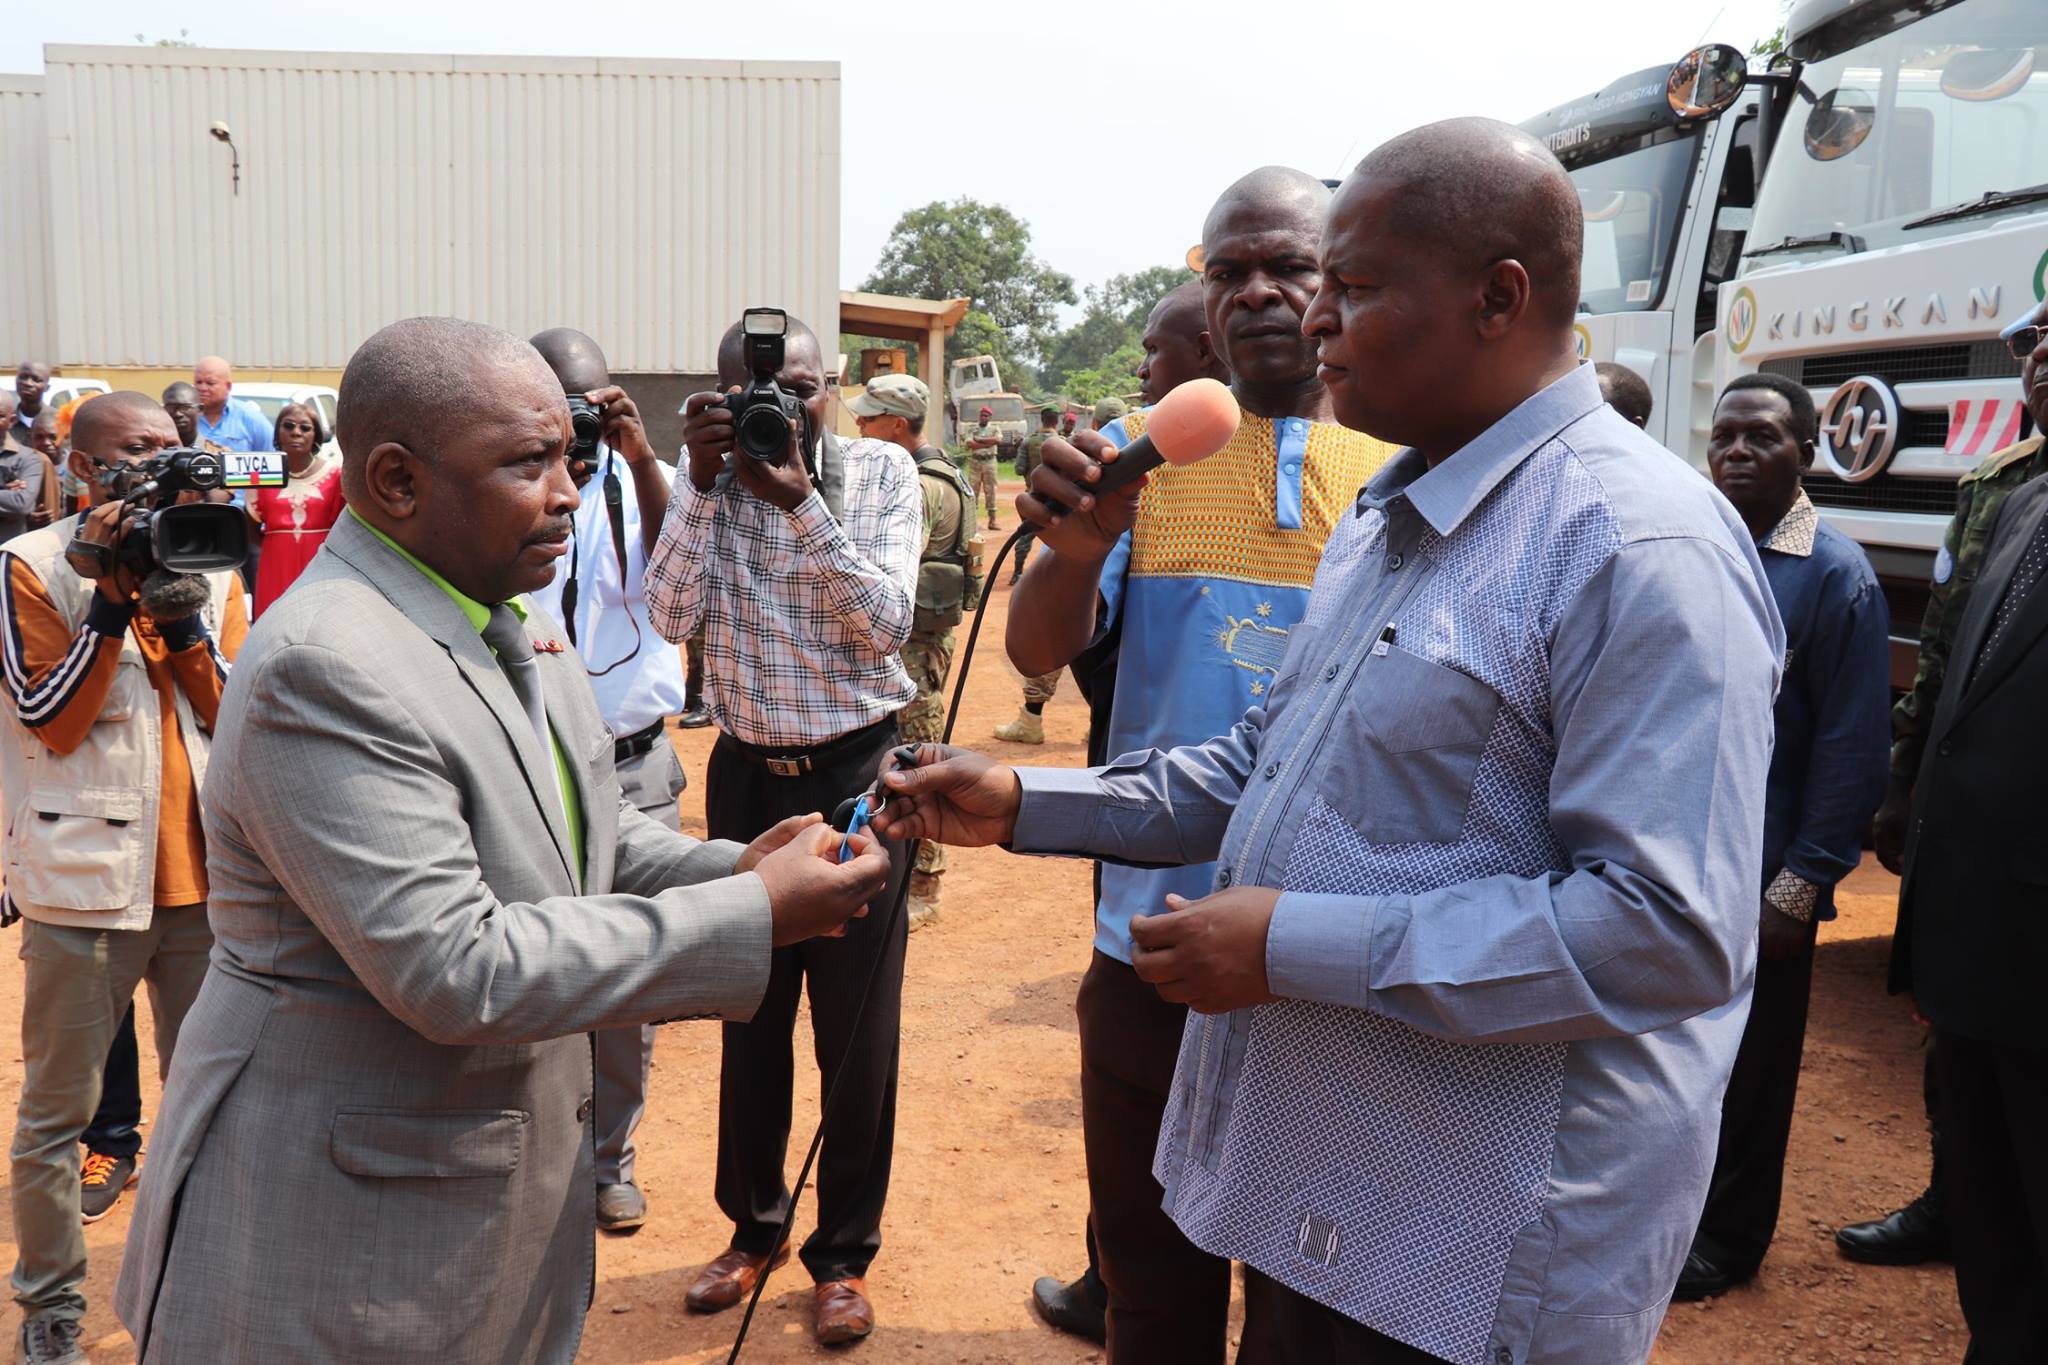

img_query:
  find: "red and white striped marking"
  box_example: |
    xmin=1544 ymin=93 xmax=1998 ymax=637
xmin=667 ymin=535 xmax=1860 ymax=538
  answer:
xmin=1946 ymin=398 xmax=2026 ymax=460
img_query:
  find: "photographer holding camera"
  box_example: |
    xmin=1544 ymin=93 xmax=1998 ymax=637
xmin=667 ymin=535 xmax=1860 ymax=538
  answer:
xmin=525 ymin=327 xmax=691 ymax=1235
xmin=646 ymin=311 xmax=922 ymax=1346
xmin=0 ymin=392 xmax=246 ymax=1365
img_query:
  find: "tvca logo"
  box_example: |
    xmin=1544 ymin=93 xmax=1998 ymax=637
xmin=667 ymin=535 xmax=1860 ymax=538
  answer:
xmin=1819 ymin=376 xmax=1901 ymax=483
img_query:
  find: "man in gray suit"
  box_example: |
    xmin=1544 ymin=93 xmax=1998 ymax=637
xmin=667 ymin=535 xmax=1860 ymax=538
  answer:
xmin=115 ymin=316 xmax=889 ymax=1364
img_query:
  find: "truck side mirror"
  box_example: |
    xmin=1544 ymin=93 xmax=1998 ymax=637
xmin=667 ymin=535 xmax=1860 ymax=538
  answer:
xmin=1668 ymin=43 xmax=1749 ymax=120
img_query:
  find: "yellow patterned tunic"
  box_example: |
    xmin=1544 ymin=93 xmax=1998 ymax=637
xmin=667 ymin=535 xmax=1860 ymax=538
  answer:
xmin=1085 ymin=406 xmax=1393 ymax=963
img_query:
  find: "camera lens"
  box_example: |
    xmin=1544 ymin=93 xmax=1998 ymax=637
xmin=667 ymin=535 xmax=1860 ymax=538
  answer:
xmin=736 ymin=404 xmax=791 ymax=464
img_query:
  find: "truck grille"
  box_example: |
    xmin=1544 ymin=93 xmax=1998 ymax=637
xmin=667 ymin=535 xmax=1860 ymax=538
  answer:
xmin=1760 ymin=340 xmax=2020 ymax=388
xmin=1806 ymin=477 xmax=1960 ymax=516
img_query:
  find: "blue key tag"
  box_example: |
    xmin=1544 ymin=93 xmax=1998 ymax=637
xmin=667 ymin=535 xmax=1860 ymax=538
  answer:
xmin=839 ymin=795 xmax=872 ymax=864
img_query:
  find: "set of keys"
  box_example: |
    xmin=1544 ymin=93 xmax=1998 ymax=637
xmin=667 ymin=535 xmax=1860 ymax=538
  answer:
xmin=830 ymin=745 xmax=920 ymax=862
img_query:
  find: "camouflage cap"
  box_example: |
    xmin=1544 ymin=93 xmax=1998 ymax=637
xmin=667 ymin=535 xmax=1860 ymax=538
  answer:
xmin=847 ymin=372 xmax=930 ymax=419
xmin=1092 ymin=396 xmax=1129 ymax=424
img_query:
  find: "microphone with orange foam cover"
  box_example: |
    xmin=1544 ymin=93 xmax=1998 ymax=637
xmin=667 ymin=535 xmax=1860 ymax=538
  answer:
xmin=1041 ymin=377 xmax=1241 ymax=515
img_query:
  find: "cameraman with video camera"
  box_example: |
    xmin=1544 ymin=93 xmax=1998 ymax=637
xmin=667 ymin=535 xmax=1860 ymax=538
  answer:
xmin=0 ymin=392 xmax=247 ymax=1365
xmin=525 ymin=327 xmax=691 ymax=1236
xmin=646 ymin=310 xmax=921 ymax=1346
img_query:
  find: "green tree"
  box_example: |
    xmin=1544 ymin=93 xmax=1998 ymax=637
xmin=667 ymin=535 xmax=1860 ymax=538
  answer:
xmin=1039 ymin=264 xmax=1193 ymax=393
xmin=1059 ymin=341 xmax=1144 ymax=406
xmin=862 ymin=200 xmax=1075 ymax=369
xmin=1096 ymin=265 xmax=1195 ymax=327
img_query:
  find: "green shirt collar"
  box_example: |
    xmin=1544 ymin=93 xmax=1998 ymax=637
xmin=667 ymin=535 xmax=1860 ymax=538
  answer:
xmin=348 ymin=508 xmax=526 ymax=633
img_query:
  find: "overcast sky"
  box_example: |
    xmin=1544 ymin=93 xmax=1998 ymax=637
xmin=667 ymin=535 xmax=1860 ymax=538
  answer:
xmin=3 ymin=0 xmax=1788 ymax=302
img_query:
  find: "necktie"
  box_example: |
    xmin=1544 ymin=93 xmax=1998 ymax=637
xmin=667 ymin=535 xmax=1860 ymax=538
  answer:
xmin=1970 ymin=512 xmax=2048 ymax=688
xmin=481 ymin=603 xmax=565 ymax=816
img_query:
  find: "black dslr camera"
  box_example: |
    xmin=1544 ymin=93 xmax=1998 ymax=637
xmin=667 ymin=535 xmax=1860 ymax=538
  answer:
xmin=99 ymin=448 xmax=251 ymax=575
xmin=714 ymin=308 xmax=807 ymax=466
xmin=565 ymin=394 xmax=605 ymax=480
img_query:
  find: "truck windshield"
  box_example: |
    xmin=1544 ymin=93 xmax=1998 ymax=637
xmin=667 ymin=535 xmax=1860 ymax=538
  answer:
xmin=1745 ymin=0 xmax=2047 ymax=269
xmin=1569 ymin=132 xmax=1702 ymax=313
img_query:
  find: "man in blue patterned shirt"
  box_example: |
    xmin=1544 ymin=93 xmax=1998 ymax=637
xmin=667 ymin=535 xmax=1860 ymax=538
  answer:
xmin=876 ymin=118 xmax=1782 ymax=1364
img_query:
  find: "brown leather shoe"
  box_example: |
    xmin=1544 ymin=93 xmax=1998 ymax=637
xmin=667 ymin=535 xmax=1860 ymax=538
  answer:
xmin=684 ymin=1243 xmax=790 ymax=1314
xmin=812 ymin=1277 xmax=874 ymax=1345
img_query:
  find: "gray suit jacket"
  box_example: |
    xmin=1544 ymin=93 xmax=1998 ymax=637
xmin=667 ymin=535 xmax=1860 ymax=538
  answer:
xmin=0 ymin=435 xmax=42 ymax=544
xmin=115 ymin=513 xmax=773 ymax=1363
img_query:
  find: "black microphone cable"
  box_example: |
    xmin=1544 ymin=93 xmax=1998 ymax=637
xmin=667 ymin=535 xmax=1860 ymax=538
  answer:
xmin=724 ymin=522 xmax=1031 ymax=1364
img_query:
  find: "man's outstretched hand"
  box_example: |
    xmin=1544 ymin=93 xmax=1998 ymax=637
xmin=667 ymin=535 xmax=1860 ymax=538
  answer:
xmin=736 ymin=812 xmax=824 ymax=874
xmin=753 ymin=823 xmax=888 ymax=946
xmin=869 ymin=744 xmax=1022 ymax=849
xmin=1130 ymin=888 xmax=1280 ymax=1015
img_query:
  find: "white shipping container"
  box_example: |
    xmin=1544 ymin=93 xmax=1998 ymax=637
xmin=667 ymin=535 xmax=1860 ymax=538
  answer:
xmin=36 ymin=45 xmax=840 ymax=374
xmin=0 ymin=76 xmax=55 ymax=363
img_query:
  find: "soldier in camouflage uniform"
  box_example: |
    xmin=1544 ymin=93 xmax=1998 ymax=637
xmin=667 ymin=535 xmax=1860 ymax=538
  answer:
xmin=1839 ymin=299 xmax=2048 ymax=1270
xmin=1009 ymin=407 xmax=1061 ymax=583
xmin=853 ymin=374 xmax=979 ymax=929
xmin=995 ymin=399 xmax=1129 ymax=745
xmin=1879 ymin=431 xmax=2048 ymax=850
xmin=964 ymin=406 xmax=1003 ymax=529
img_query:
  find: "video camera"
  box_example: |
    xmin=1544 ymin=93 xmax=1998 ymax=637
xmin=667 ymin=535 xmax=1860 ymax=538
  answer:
xmin=712 ymin=308 xmax=809 ymax=466
xmin=99 ymin=447 xmax=263 ymax=574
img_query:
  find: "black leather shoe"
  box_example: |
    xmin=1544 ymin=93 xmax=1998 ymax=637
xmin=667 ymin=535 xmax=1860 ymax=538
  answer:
xmin=596 ymin=1180 xmax=647 ymax=1233
xmin=1672 ymin=1248 xmax=1747 ymax=1301
xmin=678 ymin=703 xmax=712 ymax=730
xmin=1030 ymin=1274 xmax=1106 ymax=1344
xmin=1835 ymin=1191 xmax=1950 ymax=1265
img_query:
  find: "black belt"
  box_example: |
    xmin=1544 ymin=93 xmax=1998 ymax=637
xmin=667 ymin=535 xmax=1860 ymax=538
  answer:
xmin=613 ymin=719 xmax=667 ymax=762
xmin=718 ymin=715 xmax=896 ymax=778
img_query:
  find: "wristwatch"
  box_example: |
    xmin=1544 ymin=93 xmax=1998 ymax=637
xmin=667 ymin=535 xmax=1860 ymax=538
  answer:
xmin=1764 ymin=867 xmax=1820 ymax=923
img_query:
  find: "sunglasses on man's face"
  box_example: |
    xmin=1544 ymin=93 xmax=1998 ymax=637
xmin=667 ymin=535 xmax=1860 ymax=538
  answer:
xmin=2004 ymin=323 xmax=2044 ymax=362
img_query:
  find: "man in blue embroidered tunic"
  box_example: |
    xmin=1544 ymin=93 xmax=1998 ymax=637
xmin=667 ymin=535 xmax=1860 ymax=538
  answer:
xmin=872 ymin=117 xmax=1783 ymax=1365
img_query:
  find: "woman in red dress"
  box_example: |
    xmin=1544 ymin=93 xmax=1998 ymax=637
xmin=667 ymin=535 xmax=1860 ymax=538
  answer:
xmin=250 ymin=402 xmax=346 ymax=617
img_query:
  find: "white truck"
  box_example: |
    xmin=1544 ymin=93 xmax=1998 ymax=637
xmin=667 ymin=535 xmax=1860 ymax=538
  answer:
xmin=1521 ymin=42 xmax=1765 ymax=465
xmin=1717 ymin=0 xmax=2046 ymax=685
xmin=946 ymin=354 xmax=1028 ymax=458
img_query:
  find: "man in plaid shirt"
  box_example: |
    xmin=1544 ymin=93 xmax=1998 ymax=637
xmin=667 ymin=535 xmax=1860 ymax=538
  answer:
xmin=645 ymin=314 xmax=922 ymax=1347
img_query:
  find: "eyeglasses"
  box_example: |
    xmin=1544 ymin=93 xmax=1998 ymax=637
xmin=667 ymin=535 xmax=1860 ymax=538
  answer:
xmin=2005 ymin=324 xmax=2044 ymax=362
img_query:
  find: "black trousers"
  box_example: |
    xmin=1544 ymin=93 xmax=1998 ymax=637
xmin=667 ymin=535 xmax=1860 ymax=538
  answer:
xmin=1078 ymin=950 xmax=1234 ymax=1363
xmin=1923 ymin=1042 xmax=1950 ymax=1206
xmin=1692 ymin=920 xmax=1819 ymax=1275
xmin=82 ymin=1003 xmax=141 ymax=1159
xmin=1933 ymin=1031 xmax=2048 ymax=1363
xmin=707 ymin=721 xmax=912 ymax=1283
xmin=1240 ymin=1269 xmax=1448 ymax=1363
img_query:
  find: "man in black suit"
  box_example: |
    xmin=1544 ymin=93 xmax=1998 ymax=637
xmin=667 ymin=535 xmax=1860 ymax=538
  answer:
xmin=1889 ymin=311 xmax=2048 ymax=1363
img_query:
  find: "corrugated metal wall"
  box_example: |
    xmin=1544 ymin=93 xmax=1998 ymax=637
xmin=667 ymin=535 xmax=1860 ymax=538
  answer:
xmin=0 ymin=77 xmax=55 ymax=363
xmin=39 ymin=47 xmax=840 ymax=374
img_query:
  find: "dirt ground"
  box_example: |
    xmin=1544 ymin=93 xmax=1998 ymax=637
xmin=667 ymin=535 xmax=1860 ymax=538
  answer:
xmin=1 ymin=488 xmax=1968 ymax=1362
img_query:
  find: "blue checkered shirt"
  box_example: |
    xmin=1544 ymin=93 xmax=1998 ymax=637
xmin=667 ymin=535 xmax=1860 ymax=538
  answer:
xmin=1010 ymin=365 xmax=1785 ymax=1365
